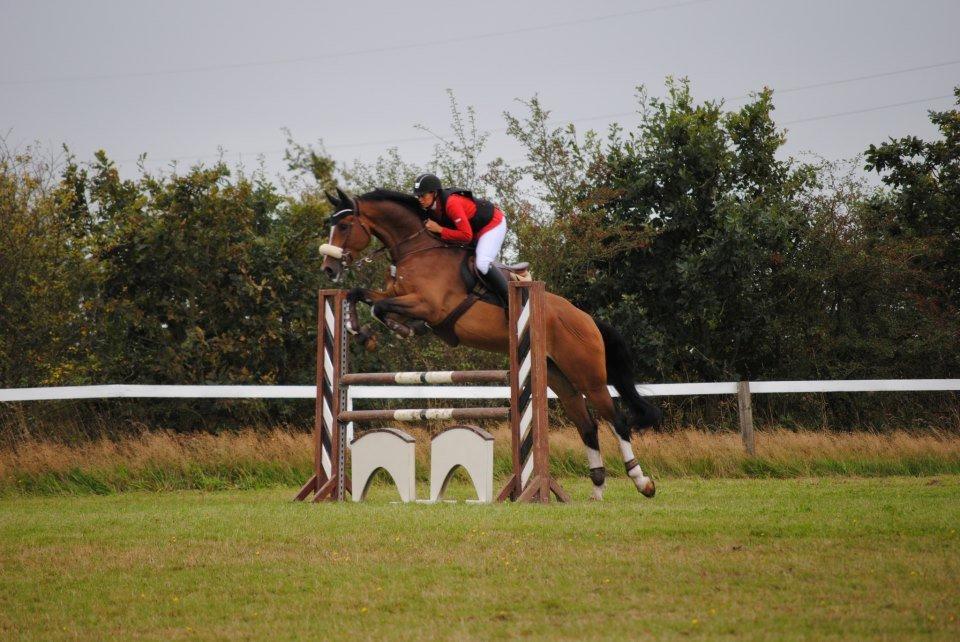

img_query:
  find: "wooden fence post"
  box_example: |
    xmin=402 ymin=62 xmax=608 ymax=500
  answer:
xmin=737 ymin=380 xmax=756 ymax=455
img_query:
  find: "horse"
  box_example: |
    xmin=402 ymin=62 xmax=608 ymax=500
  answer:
xmin=319 ymin=187 xmax=662 ymax=500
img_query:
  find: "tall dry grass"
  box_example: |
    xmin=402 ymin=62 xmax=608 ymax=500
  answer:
xmin=2 ymin=424 xmax=959 ymax=496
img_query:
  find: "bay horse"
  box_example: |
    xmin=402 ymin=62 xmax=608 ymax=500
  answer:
xmin=320 ymin=188 xmax=661 ymax=500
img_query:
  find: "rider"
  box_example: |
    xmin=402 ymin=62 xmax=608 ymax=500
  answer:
xmin=412 ymin=173 xmax=510 ymax=306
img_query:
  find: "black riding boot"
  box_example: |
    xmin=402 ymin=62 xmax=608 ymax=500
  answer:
xmin=481 ymin=266 xmax=510 ymax=309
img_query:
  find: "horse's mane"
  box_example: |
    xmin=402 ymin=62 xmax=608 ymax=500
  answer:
xmin=360 ymin=188 xmax=425 ymax=217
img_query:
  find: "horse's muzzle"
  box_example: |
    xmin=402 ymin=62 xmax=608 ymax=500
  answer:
xmin=321 ymin=256 xmax=343 ymax=282
xmin=323 ymin=265 xmax=340 ymax=282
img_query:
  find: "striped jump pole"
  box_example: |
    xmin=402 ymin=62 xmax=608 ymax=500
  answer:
xmin=341 ymin=370 xmax=509 ymax=385
xmin=294 ymin=289 xmax=351 ymax=502
xmin=497 ymin=281 xmax=569 ymax=503
xmin=340 ymin=407 xmax=510 ymax=422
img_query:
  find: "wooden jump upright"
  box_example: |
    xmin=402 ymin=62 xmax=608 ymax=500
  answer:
xmin=294 ymin=280 xmax=567 ymax=503
xmin=294 ymin=289 xmax=351 ymax=502
xmin=497 ymin=281 xmax=569 ymax=503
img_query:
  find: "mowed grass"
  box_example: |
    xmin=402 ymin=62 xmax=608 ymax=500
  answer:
xmin=1 ymin=477 xmax=959 ymax=641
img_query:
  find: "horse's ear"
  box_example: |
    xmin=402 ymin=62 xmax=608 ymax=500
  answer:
xmin=325 ymin=190 xmax=338 ymax=206
xmin=337 ymin=187 xmax=351 ymax=203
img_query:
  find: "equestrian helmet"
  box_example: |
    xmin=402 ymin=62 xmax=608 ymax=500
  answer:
xmin=413 ymin=173 xmax=442 ymax=196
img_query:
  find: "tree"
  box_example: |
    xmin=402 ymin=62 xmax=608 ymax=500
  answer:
xmin=865 ymin=87 xmax=960 ymax=312
xmin=0 ymin=141 xmax=94 ymax=387
xmin=507 ymin=79 xmax=814 ymax=380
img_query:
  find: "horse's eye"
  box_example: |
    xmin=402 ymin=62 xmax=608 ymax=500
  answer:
xmin=337 ymin=223 xmax=349 ymax=232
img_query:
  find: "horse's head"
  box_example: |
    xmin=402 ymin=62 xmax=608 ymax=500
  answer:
xmin=320 ymin=188 xmax=374 ymax=282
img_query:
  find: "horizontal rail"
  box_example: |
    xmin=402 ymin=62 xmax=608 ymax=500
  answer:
xmin=0 ymin=384 xmax=316 ymax=401
xmin=747 ymin=379 xmax=960 ymax=393
xmin=2 ymin=380 xmax=959 ymax=402
xmin=340 ymin=370 xmax=509 ymax=385
xmin=348 ymin=385 xmax=510 ymax=400
xmin=339 ymin=407 xmax=511 ymax=423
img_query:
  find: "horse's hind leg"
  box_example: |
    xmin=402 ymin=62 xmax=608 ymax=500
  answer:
xmin=583 ymin=385 xmax=656 ymax=498
xmin=546 ymin=303 xmax=655 ymax=498
xmin=547 ymin=360 xmax=607 ymax=501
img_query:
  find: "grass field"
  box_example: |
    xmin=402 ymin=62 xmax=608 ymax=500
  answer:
xmin=2 ymin=476 xmax=959 ymax=640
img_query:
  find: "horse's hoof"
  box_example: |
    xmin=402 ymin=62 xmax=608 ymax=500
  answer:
xmin=388 ymin=324 xmax=414 ymax=339
xmin=638 ymin=477 xmax=656 ymax=498
xmin=409 ymin=320 xmax=430 ymax=336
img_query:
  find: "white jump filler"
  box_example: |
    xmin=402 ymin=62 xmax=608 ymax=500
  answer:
xmin=429 ymin=425 xmax=495 ymax=503
xmin=349 ymin=428 xmax=417 ymax=502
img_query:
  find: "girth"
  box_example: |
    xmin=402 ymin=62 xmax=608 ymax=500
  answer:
xmin=429 ymin=295 xmax=480 ymax=347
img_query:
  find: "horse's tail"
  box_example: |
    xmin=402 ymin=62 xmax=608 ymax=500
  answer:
xmin=595 ymin=318 xmax=663 ymax=431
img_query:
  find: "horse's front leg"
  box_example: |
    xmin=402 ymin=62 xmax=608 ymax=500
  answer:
xmin=346 ymin=287 xmax=394 ymax=350
xmin=347 ymin=287 xmax=424 ymax=342
xmin=346 ymin=287 xmax=391 ymax=324
xmin=370 ymin=293 xmax=432 ymax=339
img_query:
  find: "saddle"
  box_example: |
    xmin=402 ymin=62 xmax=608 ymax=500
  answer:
xmin=431 ymin=255 xmax=533 ymax=347
xmin=460 ymin=255 xmax=532 ymax=304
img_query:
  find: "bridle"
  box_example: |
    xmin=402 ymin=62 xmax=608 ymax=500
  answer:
xmin=322 ymin=201 xmax=375 ymax=269
xmin=319 ymin=199 xmax=436 ymax=273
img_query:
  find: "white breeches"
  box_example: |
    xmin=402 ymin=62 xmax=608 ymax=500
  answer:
xmin=475 ymin=218 xmax=507 ymax=274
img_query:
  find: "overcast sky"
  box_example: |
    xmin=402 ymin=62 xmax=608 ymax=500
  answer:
xmin=2 ymin=0 xmax=958 ymax=181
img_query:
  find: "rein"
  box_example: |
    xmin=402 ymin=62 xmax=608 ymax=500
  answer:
xmin=321 ymin=199 xmax=450 ymax=273
xmin=345 ymin=227 xmax=426 ymax=270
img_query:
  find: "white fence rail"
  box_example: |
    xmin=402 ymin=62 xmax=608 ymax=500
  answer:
xmin=0 ymin=379 xmax=960 ymax=402
xmin=3 ymin=380 xmax=957 ymax=454
xmin=2 ymin=380 xmax=959 ymax=403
